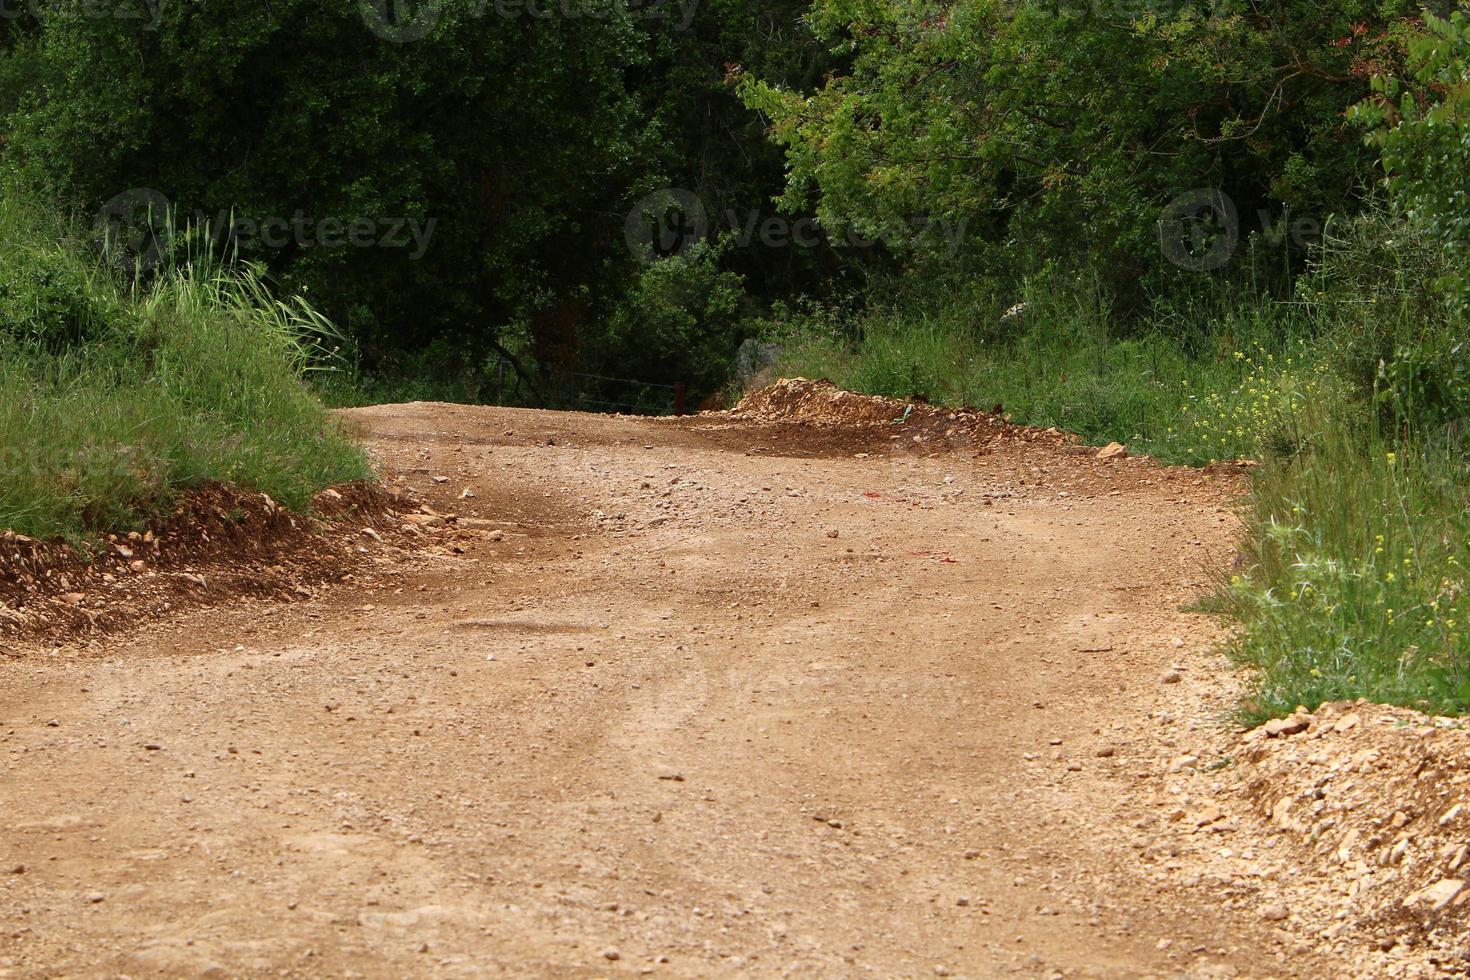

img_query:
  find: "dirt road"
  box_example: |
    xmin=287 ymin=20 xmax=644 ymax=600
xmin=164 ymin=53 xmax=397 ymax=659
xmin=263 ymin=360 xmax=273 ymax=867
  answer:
xmin=2 ymin=399 xmax=1320 ymax=978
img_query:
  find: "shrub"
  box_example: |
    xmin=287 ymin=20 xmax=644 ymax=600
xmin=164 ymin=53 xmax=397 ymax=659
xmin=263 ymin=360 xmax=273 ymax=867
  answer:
xmin=596 ymin=238 xmax=752 ymax=403
xmin=1355 ymin=12 xmax=1470 ymax=314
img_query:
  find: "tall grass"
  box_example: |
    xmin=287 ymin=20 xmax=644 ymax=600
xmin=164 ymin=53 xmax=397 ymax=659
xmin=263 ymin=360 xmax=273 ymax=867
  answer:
xmin=0 ymin=196 xmax=370 ymax=540
xmin=1226 ymin=420 xmax=1470 ymax=718
xmin=771 ymin=272 xmax=1321 ymax=465
xmin=1222 ymin=218 xmax=1470 ymax=718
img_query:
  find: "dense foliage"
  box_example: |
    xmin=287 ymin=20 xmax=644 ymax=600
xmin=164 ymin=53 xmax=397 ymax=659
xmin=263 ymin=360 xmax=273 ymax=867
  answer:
xmin=3 ymin=1 xmax=651 ymax=365
xmin=738 ymin=0 xmax=1422 ymax=296
xmin=0 ymin=0 xmax=822 ymax=398
xmin=1356 ymin=12 xmax=1470 ymax=313
xmin=0 ymin=0 xmax=1454 ymax=394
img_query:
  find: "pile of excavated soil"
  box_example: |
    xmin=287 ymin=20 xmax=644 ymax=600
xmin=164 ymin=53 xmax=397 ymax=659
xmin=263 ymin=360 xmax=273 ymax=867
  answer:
xmin=0 ymin=481 xmax=492 ymax=648
xmin=729 ymin=375 xmax=1035 ymax=440
xmin=725 ymin=377 xmax=1095 ymax=451
xmin=1231 ymin=703 xmax=1470 ymax=969
xmin=1129 ymin=693 xmax=1470 ymax=977
xmin=731 ymin=376 xmax=958 ymax=428
xmin=714 ymin=378 xmax=1257 ymax=499
xmin=726 ymin=380 xmax=1259 ymax=472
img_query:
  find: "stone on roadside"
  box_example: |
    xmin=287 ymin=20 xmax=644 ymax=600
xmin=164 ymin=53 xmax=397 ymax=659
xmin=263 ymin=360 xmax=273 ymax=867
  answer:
xmin=1409 ymin=878 xmax=1464 ymax=912
xmin=1263 ymin=715 xmax=1309 ymax=738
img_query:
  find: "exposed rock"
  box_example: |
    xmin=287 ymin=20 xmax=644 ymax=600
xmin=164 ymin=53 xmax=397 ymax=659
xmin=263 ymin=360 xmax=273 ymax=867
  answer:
xmin=1262 ymin=715 xmax=1309 ymax=738
xmin=1408 ymin=878 xmax=1463 ymax=912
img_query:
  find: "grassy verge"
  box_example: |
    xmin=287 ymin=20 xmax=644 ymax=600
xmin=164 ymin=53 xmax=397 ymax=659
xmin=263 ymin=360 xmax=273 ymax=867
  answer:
xmin=770 ymin=278 xmax=1342 ymax=467
xmin=0 ymin=198 xmax=370 ymax=541
xmin=1226 ymin=421 xmax=1470 ymax=718
xmin=766 ymin=222 xmax=1470 ymax=718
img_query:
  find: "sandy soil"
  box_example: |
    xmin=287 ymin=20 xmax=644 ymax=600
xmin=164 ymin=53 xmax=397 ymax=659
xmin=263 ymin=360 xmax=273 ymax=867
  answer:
xmin=1 ymin=399 xmax=1339 ymax=978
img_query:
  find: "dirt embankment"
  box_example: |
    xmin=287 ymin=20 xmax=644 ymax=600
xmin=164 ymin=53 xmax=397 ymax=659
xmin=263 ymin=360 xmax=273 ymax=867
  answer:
xmin=0 ymin=479 xmax=514 ymax=650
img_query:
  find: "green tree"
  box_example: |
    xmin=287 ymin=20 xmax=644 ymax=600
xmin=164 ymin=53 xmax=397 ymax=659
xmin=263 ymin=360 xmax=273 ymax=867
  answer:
xmin=1356 ymin=11 xmax=1470 ymax=314
xmin=2 ymin=0 xmax=654 ymax=371
xmin=739 ymin=0 xmax=1419 ymax=302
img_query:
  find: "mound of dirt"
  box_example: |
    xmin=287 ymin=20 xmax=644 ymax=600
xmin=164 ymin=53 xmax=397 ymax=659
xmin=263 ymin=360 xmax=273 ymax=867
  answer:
xmin=0 ymin=482 xmax=445 ymax=648
xmin=1224 ymin=702 xmax=1470 ymax=972
xmin=728 ymin=377 xmax=1091 ymax=449
xmin=732 ymin=377 xmax=946 ymax=428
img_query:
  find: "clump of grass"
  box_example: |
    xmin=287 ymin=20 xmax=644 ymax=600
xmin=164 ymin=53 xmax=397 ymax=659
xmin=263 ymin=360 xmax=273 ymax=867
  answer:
xmin=1225 ymin=420 xmax=1470 ymax=720
xmin=1215 ymin=215 xmax=1470 ymax=720
xmin=0 ymin=196 xmax=370 ymax=540
xmin=1171 ymin=345 xmax=1344 ymax=464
